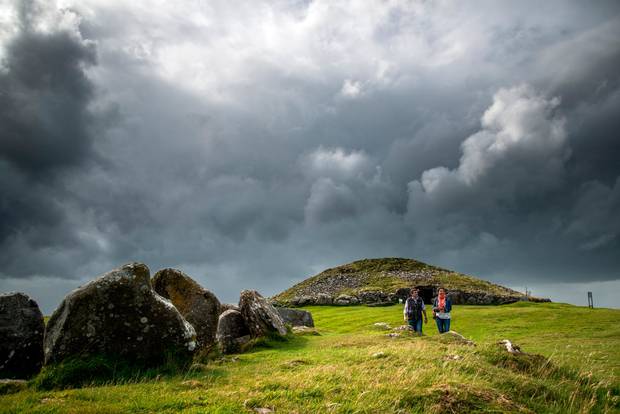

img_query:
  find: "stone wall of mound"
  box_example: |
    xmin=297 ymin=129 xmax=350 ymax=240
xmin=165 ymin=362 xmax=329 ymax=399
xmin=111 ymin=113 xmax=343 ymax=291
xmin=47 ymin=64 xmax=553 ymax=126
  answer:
xmin=271 ymin=258 xmax=551 ymax=307
xmin=274 ymin=289 xmax=550 ymax=307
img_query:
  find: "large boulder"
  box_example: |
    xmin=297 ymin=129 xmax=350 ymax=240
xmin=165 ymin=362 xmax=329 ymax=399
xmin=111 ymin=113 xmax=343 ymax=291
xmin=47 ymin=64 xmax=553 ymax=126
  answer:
xmin=44 ymin=263 xmax=197 ymax=365
xmin=276 ymin=307 xmax=314 ymax=327
xmin=0 ymin=293 xmax=44 ymax=379
xmin=216 ymin=310 xmax=250 ymax=354
xmin=152 ymin=268 xmax=221 ymax=350
xmin=239 ymin=290 xmax=287 ymax=337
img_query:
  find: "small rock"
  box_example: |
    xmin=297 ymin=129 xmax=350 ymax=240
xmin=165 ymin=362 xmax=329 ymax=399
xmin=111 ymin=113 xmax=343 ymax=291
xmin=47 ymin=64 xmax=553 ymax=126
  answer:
xmin=385 ymin=333 xmax=401 ymax=338
xmin=254 ymin=408 xmax=274 ymax=414
xmin=498 ymin=339 xmax=522 ymax=354
xmin=371 ymin=351 xmax=387 ymax=359
xmin=373 ymin=322 xmax=391 ymax=330
xmin=292 ymin=326 xmax=320 ymax=335
xmin=0 ymin=379 xmax=28 ymax=395
xmin=436 ymin=331 xmax=476 ymax=346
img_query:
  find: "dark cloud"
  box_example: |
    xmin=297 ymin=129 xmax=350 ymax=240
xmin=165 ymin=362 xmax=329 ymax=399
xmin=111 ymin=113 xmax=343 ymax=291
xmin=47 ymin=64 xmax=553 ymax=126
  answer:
xmin=0 ymin=0 xmax=100 ymax=279
xmin=0 ymin=5 xmax=97 ymax=174
xmin=1 ymin=0 xmax=619 ymax=312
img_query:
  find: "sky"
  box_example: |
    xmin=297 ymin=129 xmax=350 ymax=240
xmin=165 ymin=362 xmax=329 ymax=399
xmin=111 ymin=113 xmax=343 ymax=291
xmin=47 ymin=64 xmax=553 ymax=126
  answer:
xmin=1 ymin=0 xmax=619 ymax=313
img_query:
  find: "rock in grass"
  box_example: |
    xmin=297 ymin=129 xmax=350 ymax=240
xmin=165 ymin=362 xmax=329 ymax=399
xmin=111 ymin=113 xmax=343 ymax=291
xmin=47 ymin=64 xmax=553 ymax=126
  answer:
xmin=498 ymin=339 xmax=521 ymax=353
xmin=239 ymin=290 xmax=287 ymax=337
xmin=436 ymin=330 xmax=475 ymax=346
xmin=276 ymin=307 xmax=314 ymax=327
xmin=44 ymin=263 xmax=197 ymax=365
xmin=216 ymin=309 xmax=251 ymax=354
xmin=0 ymin=292 xmax=44 ymax=379
xmin=0 ymin=379 xmax=28 ymax=395
xmin=291 ymin=326 xmax=319 ymax=336
xmin=152 ymin=268 xmax=221 ymax=350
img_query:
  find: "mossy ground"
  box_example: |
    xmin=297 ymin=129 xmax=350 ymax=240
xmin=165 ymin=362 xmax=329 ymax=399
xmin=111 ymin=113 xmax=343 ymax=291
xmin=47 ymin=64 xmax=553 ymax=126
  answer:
xmin=1 ymin=302 xmax=618 ymax=413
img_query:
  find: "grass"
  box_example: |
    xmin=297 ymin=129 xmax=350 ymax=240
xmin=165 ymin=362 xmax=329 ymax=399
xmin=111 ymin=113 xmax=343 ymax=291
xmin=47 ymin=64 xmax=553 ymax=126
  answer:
xmin=1 ymin=302 xmax=618 ymax=413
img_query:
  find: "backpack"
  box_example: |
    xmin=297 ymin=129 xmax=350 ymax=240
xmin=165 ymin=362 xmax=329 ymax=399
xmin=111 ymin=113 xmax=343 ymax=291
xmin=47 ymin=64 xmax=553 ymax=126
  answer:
xmin=406 ymin=297 xmax=422 ymax=320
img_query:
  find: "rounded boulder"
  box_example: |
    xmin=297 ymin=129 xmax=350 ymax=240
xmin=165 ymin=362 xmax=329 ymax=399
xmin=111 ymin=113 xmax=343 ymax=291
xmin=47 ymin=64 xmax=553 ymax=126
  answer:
xmin=44 ymin=263 xmax=197 ymax=366
xmin=152 ymin=268 xmax=221 ymax=350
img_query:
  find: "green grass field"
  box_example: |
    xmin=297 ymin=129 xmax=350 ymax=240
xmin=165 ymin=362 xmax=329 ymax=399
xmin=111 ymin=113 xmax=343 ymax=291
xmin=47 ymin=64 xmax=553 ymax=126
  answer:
xmin=1 ymin=302 xmax=618 ymax=413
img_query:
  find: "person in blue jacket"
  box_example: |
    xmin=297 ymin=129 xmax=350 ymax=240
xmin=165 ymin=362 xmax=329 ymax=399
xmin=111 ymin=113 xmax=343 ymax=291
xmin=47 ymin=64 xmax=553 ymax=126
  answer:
xmin=432 ymin=287 xmax=452 ymax=333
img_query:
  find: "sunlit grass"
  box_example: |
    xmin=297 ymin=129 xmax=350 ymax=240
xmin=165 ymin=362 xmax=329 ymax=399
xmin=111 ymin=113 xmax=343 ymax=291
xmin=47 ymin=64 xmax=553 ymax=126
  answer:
xmin=1 ymin=302 xmax=618 ymax=413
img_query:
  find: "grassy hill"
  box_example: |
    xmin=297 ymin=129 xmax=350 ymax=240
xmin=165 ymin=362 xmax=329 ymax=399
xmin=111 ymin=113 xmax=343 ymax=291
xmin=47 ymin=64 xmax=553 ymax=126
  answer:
xmin=273 ymin=257 xmax=533 ymax=304
xmin=1 ymin=302 xmax=618 ymax=413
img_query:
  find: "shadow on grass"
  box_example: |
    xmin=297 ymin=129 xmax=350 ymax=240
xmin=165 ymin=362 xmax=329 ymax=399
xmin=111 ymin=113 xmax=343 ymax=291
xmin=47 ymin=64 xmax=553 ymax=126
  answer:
xmin=30 ymin=332 xmax=311 ymax=391
xmin=242 ymin=331 xmax=311 ymax=354
xmin=31 ymin=350 xmax=197 ymax=390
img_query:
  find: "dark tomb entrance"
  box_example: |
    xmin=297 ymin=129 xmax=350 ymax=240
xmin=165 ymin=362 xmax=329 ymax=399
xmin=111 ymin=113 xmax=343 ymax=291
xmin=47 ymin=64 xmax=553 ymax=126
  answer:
xmin=417 ymin=286 xmax=435 ymax=304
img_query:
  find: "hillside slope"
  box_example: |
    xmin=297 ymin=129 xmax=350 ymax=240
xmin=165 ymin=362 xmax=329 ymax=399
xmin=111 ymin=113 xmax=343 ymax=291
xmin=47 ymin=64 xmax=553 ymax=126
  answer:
xmin=273 ymin=257 xmax=547 ymax=306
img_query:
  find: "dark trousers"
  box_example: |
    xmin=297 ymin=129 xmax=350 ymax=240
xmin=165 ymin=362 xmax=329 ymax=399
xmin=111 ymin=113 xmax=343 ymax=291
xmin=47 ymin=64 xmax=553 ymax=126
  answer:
xmin=435 ymin=317 xmax=450 ymax=333
xmin=407 ymin=318 xmax=423 ymax=334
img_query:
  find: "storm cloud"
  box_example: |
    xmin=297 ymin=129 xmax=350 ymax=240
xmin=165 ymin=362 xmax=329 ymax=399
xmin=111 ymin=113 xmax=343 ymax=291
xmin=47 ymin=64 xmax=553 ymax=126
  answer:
xmin=1 ymin=0 xmax=619 ymax=312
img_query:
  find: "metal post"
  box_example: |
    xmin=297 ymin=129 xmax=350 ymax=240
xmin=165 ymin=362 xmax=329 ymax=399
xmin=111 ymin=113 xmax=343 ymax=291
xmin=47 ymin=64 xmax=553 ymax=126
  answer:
xmin=587 ymin=291 xmax=593 ymax=308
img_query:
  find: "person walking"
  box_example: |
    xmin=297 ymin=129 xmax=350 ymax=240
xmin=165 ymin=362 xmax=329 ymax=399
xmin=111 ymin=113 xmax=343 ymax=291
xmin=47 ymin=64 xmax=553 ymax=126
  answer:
xmin=432 ymin=288 xmax=452 ymax=334
xmin=403 ymin=287 xmax=427 ymax=336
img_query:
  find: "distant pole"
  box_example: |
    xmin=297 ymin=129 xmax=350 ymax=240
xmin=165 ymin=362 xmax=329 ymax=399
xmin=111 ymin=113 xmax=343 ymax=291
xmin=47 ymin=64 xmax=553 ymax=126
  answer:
xmin=587 ymin=292 xmax=594 ymax=308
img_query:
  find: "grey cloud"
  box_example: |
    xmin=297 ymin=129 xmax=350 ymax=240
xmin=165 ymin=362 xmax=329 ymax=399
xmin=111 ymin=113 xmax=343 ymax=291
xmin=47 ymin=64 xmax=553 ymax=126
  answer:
xmin=1 ymin=0 xmax=620 ymax=312
xmin=0 ymin=9 xmax=96 ymax=174
xmin=0 ymin=0 xmax=104 ymax=280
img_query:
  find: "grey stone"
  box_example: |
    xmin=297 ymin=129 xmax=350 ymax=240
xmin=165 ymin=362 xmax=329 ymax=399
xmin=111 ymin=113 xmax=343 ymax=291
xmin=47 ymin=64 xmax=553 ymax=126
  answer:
xmin=291 ymin=326 xmax=319 ymax=335
xmin=239 ymin=290 xmax=287 ymax=337
xmin=152 ymin=268 xmax=221 ymax=350
xmin=315 ymin=293 xmax=333 ymax=305
xmin=276 ymin=307 xmax=314 ymax=327
xmin=0 ymin=293 xmax=44 ymax=379
xmin=216 ymin=310 xmax=250 ymax=354
xmin=44 ymin=263 xmax=196 ymax=365
xmin=333 ymin=296 xmax=349 ymax=305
